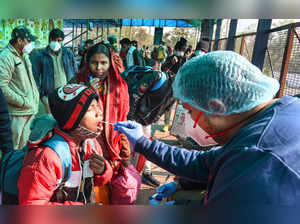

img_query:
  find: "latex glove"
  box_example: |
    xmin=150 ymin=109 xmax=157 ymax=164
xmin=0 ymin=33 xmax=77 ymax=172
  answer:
xmin=156 ymin=182 xmax=177 ymax=198
xmin=89 ymin=153 xmax=106 ymax=175
xmin=114 ymin=121 xmax=144 ymax=148
xmin=164 ymin=200 xmax=175 ymax=205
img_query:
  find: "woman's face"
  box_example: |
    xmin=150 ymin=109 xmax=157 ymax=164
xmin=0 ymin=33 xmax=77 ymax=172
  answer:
xmin=89 ymin=53 xmax=110 ymax=79
xmin=80 ymin=99 xmax=104 ymax=133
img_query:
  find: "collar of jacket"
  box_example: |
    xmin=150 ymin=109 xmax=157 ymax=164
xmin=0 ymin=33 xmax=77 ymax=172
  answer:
xmin=53 ymin=127 xmax=80 ymax=152
xmin=7 ymin=43 xmax=23 ymax=58
xmin=128 ymin=46 xmax=136 ymax=54
xmin=44 ymin=45 xmax=66 ymax=56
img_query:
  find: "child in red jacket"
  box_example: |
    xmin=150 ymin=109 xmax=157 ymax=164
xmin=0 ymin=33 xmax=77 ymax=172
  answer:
xmin=18 ymin=84 xmax=113 ymax=205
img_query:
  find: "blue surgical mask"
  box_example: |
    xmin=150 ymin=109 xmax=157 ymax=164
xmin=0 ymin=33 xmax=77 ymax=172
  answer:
xmin=50 ymin=41 xmax=61 ymax=52
xmin=22 ymin=42 xmax=34 ymax=54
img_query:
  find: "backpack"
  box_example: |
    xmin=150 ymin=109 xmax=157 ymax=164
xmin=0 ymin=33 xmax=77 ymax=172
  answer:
xmin=121 ymin=66 xmax=176 ymax=126
xmin=157 ymin=46 xmax=166 ymax=59
xmin=0 ymin=115 xmax=72 ymax=205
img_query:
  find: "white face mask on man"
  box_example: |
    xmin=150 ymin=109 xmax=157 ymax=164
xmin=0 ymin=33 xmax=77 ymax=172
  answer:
xmin=175 ymin=51 xmax=184 ymax=57
xmin=22 ymin=42 xmax=34 ymax=54
xmin=49 ymin=41 xmax=61 ymax=52
xmin=184 ymin=112 xmax=218 ymax=147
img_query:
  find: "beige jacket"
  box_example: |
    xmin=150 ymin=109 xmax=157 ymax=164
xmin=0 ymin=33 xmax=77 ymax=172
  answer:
xmin=0 ymin=44 xmax=39 ymax=115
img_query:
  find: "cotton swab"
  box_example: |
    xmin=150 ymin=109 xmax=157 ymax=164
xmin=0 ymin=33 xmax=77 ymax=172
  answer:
xmin=99 ymin=121 xmax=115 ymax=125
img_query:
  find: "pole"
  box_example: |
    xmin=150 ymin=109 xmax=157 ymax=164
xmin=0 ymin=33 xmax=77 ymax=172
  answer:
xmin=86 ymin=20 xmax=89 ymax=41
xmin=80 ymin=24 xmax=83 ymax=46
xmin=119 ymin=26 xmax=122 ymax=43
xmin=226 ymin=19 xmax=238 ymax=51
xmin=107 ymin=24 xmax=109 ymax=39
xmin=251 ymin=19 xmax=272 ymax=70
xmin=213 ymin=19 xmax=222 ymax=51
xmin=129 ymin=25 xmax=132 ymax=40
xmin=101 ymin=22 xmax=104 ymax=41
xmin=194 ymin=27 xmax=198 ymax=48
xmin=72 ymin=23 xmax=74 ymax=49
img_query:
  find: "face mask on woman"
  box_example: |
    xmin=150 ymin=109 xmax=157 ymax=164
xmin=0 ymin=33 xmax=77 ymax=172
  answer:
xmin=184 ymin=112 xmax=218 ymax=147
xmin=50 ymin=41 xmax=61 ymax=52
xmin=22 ymin=42 xmax=34 ymax=54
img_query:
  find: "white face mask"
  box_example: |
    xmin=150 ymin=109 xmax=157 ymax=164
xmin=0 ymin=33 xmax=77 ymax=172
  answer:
xmin=49 ymin=41 xmax=61 ymax=52
xmin=175 ymin=51 xmax=184 ymax=57
xmin=22 ymin=42 xmax=33 ymax=54
xmin=184 ymin=112 xmax=218 ymax=147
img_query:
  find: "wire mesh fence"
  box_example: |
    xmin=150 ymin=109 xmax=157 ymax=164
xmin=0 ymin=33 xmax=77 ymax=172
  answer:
xmin=212 ymin=22 xmax=300 ymax=97
xmin=283 ymin=26 xmax=300 ymax=96
xmin=263 ymin=29 xmax=288 ymax=81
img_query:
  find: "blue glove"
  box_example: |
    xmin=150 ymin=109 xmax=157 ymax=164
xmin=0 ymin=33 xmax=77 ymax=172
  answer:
xmin=164 ymin=200 xmax=175 ymax=205
xmin=156 ymin=182 xmax=177 ymax=198
xmin=114 ymin=121 xmax=144 ymax=148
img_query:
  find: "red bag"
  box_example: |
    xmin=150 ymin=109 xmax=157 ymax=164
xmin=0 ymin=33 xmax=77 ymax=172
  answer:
xmin=110 ymin=164 xmax=141 ymax=205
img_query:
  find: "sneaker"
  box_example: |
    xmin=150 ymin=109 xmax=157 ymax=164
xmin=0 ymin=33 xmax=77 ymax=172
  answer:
xmin=142 ymin=173 xmax=160 ymax=187
xmin=162 ymin=124 xmax=169 ymax=132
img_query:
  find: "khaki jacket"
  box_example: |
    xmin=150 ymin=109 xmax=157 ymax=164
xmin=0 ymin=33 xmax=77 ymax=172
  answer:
xmin=0 ymin=44 xmax=39 ymax=115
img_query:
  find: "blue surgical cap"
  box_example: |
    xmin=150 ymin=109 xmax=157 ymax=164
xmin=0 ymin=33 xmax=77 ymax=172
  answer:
xmin=172 ymin=51 xmax=280 ymax=115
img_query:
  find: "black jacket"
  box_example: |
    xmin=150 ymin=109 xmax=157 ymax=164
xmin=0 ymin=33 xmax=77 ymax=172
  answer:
xmin=0 ymin=88 xmax=13 ymax=153
xmin=30 ymin=47 xmax=77 ymax=97
xmin=161 ymin=55 xmax=187 ymax=77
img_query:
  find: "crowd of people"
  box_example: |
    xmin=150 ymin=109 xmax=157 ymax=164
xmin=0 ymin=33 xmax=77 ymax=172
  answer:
xmin=0 ymin=24 xmax=300 ymax=208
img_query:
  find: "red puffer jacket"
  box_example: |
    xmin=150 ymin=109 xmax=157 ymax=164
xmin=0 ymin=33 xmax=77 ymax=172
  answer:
xmin=18 ymin=128 xmax=113 ymax=205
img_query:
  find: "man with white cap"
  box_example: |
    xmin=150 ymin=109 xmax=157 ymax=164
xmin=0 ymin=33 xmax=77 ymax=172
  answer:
xmin=114 ymin=51 xmax=300 ymax=206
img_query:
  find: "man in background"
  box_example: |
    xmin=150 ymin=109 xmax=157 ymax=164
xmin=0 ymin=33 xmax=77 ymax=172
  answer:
xmin=30 ymin=28 xmax=77 ymax=114
xmin=0 ymin=26 xmax=39 ymax=149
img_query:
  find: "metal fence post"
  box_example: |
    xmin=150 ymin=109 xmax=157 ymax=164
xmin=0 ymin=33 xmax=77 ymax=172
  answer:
xmin=86 ymin=21 xmax=89 ymax=41
xmin=226 ymin=19 xmax=237 ymax=51
xmin=80 ymin=24 xmax=83 ymax=45
xmin=251 ymin=19 xmax=272 ymax=70
xmin=213 ymin=19 xmax=222 ymax=51
xmin=277 ymin=26 xmax=295 ymax=97
xmin=72 ymin=23 xmax=74 ymax=49
xmin=101 ymin=22 xmax=104 ymax=41
xmin=107 ymin=24 xmax=109 ymax=39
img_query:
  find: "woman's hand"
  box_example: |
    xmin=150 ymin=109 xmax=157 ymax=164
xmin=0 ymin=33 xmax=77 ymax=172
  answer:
xmin=89 ymin=77 xmax=100 ymax=93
